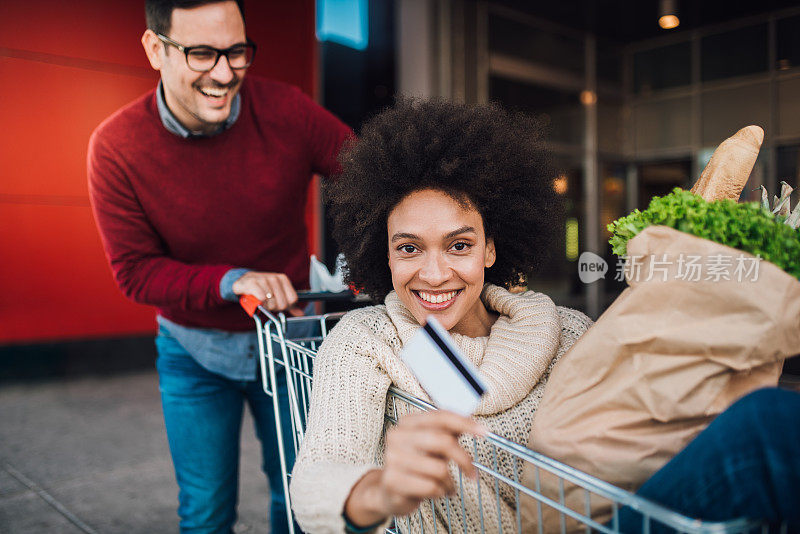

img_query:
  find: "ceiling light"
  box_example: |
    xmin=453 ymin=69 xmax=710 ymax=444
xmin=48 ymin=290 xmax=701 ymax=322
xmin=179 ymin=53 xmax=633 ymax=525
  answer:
xmin=554 ymin=175 xmax=568 ymax=195
xmin=580 ymin=90 xmax=597 ymax=106
xmin=659 ymin=0 xmax=679 ymax=30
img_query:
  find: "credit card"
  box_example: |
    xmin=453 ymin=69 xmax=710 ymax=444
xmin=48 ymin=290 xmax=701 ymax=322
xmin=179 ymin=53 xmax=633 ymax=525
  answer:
xmin=399 ymin=316 xmax=489 ymax=416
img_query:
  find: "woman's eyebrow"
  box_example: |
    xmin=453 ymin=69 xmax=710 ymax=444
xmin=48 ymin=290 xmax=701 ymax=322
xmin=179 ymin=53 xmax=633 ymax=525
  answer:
xmin=390 ymin=232 xmax=420 ymax=243
xmin=390 ymin=226 xmax=477 ymax=243
xmin=444 ymin=226 xmax=476 ymax=239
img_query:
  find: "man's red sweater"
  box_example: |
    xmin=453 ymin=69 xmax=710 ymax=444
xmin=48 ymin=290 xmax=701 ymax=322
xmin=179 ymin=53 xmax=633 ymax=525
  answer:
xmin=88 ymin=77 xmax=352 ymax=331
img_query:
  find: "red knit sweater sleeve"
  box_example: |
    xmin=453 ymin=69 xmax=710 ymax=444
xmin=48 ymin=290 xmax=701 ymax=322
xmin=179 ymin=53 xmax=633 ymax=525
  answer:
xmin=296 ymin=88 xmax=354 ymax=177
xmin=87 ymin=130 xmax=234 ymax=312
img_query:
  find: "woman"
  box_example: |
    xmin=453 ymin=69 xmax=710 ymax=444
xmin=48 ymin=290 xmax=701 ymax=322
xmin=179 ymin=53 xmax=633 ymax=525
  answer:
xmin=290 ymin=99 xmax=592 ymax=533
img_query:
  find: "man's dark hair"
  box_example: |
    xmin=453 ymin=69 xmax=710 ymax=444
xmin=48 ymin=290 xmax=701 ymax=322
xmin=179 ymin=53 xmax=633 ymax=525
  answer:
xmin=145 ymin=0 xmax=245 ymax=36
xmin=326 ymin=98 xmax=561 ymax=302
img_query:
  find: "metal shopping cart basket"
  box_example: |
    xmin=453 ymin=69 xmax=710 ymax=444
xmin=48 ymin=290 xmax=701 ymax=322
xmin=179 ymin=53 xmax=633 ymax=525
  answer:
xmin=240 ymin=294 xmax=770 ymax=534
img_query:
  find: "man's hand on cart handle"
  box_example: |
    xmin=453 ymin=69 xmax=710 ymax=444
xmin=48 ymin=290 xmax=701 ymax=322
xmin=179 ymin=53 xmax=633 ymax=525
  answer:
xmin=232 ymin=271 xmax=303 ymax=316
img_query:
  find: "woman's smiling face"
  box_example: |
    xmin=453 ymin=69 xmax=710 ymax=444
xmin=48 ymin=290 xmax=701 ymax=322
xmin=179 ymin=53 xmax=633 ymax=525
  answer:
xmin=387 ymin=189 xmax=496 ymax=337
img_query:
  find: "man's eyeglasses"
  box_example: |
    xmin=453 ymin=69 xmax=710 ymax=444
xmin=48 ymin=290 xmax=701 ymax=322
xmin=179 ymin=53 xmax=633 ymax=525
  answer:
xmin=157 ymin=34 xmax=256 ymax=72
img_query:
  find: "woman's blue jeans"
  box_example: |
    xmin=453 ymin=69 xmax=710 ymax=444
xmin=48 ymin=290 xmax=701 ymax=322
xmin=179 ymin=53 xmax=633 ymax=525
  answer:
xmin=619 ymin=388 xmax=800 ymax=533
xmin=155 ymin=327 xmax=298 ymax=534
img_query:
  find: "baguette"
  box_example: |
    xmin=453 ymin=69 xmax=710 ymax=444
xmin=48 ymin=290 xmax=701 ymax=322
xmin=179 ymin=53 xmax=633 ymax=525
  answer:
xmin=690 ymin=125 xmax=764 ymax=202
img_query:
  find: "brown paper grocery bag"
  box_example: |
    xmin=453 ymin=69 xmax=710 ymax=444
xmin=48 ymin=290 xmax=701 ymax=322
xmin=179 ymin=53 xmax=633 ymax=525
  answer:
xmin=520 ymin=225 xmax=800 ymax=532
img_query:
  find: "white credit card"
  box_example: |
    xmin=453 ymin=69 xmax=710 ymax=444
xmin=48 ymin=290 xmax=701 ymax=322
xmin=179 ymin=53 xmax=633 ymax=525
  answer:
xmin=399 ymin=316 xmax=489 ymax=416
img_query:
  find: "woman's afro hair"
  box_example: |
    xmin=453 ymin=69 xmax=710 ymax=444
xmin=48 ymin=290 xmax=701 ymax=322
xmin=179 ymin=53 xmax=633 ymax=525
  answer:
xmin=325 ymin=97 xmax=560 ymax=302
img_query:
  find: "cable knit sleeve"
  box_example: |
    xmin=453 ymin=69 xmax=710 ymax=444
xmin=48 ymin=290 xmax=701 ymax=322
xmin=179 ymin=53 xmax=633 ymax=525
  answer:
xmin=290 ymin=307 xmax=395 ymax=534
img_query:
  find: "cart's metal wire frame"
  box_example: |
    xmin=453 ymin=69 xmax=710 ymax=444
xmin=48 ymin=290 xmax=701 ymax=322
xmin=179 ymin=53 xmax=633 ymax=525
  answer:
xmin=249 ymin=305 xmax=771 ymax=534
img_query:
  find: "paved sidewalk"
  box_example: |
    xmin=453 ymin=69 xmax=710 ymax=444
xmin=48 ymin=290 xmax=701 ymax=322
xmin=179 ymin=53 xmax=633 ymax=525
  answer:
xmin=0 ymin=370 xmax=272 ymax=533
xmin=3 ymin=364 xmax=798 ymax=534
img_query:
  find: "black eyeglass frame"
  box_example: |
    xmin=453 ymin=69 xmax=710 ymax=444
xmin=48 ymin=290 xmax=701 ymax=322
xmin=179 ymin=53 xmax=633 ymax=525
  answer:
xmin=156 ymin=33 xmax=257 ymax=72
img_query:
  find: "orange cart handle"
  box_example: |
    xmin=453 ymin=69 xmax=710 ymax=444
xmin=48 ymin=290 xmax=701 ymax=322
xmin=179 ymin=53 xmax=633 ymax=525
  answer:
xmin=239 ymin=294 xmax=262 ymax=317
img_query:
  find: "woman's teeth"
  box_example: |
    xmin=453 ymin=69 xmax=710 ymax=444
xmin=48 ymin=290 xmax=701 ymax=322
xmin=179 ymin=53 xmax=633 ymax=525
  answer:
xmin=417 ymin=290 xmax=458 ymax=304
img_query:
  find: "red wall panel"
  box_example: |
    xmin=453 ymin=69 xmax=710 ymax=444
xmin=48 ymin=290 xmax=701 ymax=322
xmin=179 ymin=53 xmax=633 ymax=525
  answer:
xmin=0 ymin=0 xmax=318 ymax=343
xmin=0 ymin=1 xmax=159 ymax=70
xmin=0 ymin=204 xmax=156 ymax=341
xmin=0 ymin=58 xmax=157 ymax=198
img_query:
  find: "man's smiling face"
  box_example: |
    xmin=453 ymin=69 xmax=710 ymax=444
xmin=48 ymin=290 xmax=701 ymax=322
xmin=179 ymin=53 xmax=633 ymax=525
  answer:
xmin=145 ymin=1 xmax=247 ymax=134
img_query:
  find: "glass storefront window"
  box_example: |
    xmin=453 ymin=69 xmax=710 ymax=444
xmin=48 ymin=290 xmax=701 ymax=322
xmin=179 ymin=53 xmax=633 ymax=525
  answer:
xmin=527 ymin=157 xmax=586 ymax=313
xmin=777 ymin=15 xmax=800 ymax=70
xmin=488 ymin=14 xmax=584 ymax=75
xmin=598 ymin=43 xmax=622 ymax=85
xmin=482 ymin=6 xmax=798 ymax=317
xmin=598 ymin=100 xmax=624 ymax=155
xmin=701 ymin=24 xmax=768 ymax=82
xmin=633 ymin=96 xmax=691 ymax=152
xmin=777 ymin=145 xmax=800 ymax=190
xmin=701 ymin=82 xmax=770 ymax=146
xmin=778 ymin=77 xmax=800 ymax=138
xmin=633 ymin=42 xmax=691 ymax=94
xmin=489 ymin=76 xmax=584 ymax=146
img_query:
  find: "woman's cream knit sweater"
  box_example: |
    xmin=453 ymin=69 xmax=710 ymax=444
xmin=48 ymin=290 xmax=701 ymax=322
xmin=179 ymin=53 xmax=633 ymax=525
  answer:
xmin=290 ymin=285 xmax=592 ymax=533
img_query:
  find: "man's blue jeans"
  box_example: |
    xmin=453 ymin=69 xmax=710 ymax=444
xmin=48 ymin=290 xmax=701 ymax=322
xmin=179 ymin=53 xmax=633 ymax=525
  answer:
xmin=619 ymin=388 xmax=800 ymax=532
xmin=155 ymin=325 xmax=298 ymax=534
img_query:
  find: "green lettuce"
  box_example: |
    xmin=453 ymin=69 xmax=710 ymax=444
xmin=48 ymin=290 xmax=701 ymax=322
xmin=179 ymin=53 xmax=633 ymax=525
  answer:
xmin=607 ymin=188 xmax=800 ymax=278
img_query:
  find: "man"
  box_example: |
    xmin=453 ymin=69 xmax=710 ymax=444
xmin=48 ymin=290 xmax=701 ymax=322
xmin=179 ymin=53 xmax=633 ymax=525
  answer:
xmin=87 ymin=1 xmax=352 ymax=532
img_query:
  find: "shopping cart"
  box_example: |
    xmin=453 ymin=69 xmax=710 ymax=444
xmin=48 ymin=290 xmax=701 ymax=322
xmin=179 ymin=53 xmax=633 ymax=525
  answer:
xmin=240 ymin=295 xmax=769 ymax=534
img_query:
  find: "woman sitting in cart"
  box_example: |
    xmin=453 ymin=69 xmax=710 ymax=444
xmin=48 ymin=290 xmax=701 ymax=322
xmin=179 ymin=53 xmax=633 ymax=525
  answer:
xmin=289 ymin=98 xmax=593 ymax=533
xmin=289 ymin=98 xmax=800 ymax=534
